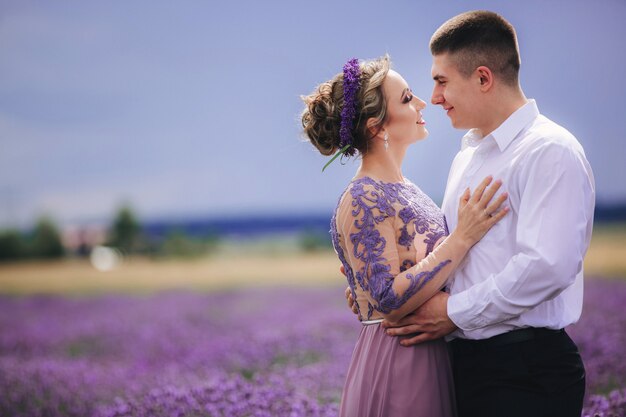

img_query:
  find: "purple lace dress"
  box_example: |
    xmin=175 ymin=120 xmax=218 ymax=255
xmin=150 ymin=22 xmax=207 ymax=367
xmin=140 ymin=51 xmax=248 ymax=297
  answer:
xmin=332 ymin=177 xmax=457 ymax=417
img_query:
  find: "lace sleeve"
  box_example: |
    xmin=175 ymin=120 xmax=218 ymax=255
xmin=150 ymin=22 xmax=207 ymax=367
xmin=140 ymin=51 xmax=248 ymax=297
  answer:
xmin=339 ymin=181 xmax=453 ymax=321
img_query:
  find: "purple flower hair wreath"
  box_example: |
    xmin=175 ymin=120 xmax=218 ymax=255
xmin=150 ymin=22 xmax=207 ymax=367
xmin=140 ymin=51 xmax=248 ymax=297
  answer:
xmin=339 ymin=58 xmax=361 ymax=148
xmin=322 ymin=58 xmax=361 ymax=172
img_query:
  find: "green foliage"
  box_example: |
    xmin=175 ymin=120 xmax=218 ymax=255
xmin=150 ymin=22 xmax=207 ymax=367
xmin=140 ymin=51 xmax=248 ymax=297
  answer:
xmin=298 ymin=229 xmax=332 ymax=252
xmin=0 ymin=229 xmax=23 ymax=261
xmin=105 ymin=206 xmax=223 ymax=258
xmin=0 ymin=217 xmax=65 ymax=261
xmin=107 ymin=205 xmax=141 ymax=254
xmin=29 ymin=217 xmax=65 ymax=259
xmin=158 ymin=229 xmax=219 ymax=258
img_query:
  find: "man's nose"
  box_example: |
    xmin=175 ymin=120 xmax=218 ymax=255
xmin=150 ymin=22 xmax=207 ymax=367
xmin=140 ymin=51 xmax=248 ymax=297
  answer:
xmin=431 ymin=89 xmax=442 ymax=105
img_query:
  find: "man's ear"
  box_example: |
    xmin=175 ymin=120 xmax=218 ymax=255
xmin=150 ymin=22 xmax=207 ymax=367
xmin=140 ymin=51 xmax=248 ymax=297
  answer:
xmin=476 ymin=66 xmax=494 ymax=91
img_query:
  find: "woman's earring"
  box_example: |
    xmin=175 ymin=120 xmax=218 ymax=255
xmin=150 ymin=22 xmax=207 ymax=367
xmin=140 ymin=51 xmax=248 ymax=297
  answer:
xmin=384 ymin=132 xmax=389 ymax=151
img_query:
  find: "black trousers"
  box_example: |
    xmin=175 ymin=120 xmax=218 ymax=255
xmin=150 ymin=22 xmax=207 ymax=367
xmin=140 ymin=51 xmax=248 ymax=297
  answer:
xmin=450 ymin=328 xmax=586 ymax=417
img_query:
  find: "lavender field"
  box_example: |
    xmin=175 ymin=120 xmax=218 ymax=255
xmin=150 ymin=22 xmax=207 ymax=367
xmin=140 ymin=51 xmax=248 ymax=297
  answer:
xmin=1 ymin=278 xmax=625 ymax=417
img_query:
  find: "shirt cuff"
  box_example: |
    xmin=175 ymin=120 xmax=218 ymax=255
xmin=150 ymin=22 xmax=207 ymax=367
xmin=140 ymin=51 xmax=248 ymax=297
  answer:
xmin=447 ymin=286 xmax=491 ymax=330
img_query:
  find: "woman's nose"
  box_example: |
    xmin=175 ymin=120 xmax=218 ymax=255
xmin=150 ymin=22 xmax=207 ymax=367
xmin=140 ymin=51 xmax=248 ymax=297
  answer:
xmin=413 ymin=97 xmax=426 ymax=111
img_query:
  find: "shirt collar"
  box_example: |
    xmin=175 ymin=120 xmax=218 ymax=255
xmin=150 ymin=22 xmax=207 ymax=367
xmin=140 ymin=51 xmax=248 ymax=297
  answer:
xmin=461 ymin=99 xmax=539 ymax=152
xmin=461 ymin=129 xmax=483 ymax=150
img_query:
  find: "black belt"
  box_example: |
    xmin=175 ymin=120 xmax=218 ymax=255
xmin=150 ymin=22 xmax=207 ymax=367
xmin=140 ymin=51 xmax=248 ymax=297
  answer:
xmin=450 ymin=327 xmax=565 ymax=354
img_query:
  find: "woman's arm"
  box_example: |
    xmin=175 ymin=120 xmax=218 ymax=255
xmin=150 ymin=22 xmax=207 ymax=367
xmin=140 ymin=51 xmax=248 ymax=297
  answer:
xmin=342 ymin=176 xmax=507 ymax=323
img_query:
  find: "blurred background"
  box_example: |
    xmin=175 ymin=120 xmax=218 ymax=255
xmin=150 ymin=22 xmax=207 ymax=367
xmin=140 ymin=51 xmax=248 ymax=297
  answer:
xmin=2 ymin=2 xmax=626 ymax=416
xmin=1 ymin=0 xmax=625 ymax=292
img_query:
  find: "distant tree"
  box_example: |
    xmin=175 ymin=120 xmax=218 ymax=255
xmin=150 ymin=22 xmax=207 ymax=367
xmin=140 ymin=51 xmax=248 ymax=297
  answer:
xmin=30 ymin=217 xmax=65 ymax=259
xmin=159 ymin=229 xmax=220 ymax=258
xmin=0 ymin=229 xmax=24 ymax=261
xmin=108 ymin=205 xmax=141 ymax=254
xmin=298 ymin=229 xmax=333 ymax=252
xmin=161 ymin=230 xmax=199 ymax=258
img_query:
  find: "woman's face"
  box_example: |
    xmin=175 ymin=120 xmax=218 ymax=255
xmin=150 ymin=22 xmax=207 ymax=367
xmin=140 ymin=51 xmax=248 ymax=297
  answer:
xmin=382 ymin=70 xmax=428 ymax=146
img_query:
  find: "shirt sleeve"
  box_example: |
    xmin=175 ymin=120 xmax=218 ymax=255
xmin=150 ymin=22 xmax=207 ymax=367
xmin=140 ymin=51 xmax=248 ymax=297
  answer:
xmin=340 ymin=183 xmax=453 ymax=321
xmin=447 ymin=141 xmax=595 ymax=330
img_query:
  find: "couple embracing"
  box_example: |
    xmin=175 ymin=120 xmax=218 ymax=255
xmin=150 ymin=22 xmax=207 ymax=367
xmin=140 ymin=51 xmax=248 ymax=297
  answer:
xmin=301 ymin=10 xmax=594 ymax=417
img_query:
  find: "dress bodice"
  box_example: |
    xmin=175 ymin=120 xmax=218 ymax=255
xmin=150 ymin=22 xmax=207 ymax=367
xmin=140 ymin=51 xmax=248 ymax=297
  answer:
xmin=330 ymin=176 xmax=449 ymax=322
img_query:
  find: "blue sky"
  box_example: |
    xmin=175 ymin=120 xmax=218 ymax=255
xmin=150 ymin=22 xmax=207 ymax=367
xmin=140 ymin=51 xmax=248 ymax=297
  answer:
xmin=1 ymin=0 xmax=625 ymax=227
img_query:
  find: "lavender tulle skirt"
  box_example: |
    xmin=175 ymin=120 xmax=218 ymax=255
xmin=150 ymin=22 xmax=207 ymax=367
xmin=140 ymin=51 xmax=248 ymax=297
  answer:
xmin=339 ymin=323 xmax=457 ymax=417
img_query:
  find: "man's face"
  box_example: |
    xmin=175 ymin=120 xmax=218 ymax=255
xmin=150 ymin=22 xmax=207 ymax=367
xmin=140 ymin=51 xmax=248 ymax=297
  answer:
xmin=430 ymin=53 xmax=483 ymax=130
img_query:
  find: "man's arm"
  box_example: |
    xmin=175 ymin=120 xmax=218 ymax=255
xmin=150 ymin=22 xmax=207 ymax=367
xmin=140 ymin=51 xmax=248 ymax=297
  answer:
xmin=447 ymin=143 xmax=594 ymax=330
xmin=386 ymin=141 xmax=594 ymax=344
xmin=346 ymin=284 xmax=457 ymax=345
xmin=342 ymin=264 xmax=359 ymax=316
xmin=382 ymin=291 xmax=457 ymax=346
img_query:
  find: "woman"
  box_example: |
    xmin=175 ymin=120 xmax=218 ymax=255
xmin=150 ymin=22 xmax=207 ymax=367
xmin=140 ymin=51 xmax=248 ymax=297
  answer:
xmin=301 ymin=55 xmax=508 ymax=417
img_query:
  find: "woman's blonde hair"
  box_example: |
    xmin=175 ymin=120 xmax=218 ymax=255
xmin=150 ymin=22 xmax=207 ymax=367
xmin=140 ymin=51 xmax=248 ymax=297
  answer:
xmin=301 ymin=55 xmax=391 ymax=157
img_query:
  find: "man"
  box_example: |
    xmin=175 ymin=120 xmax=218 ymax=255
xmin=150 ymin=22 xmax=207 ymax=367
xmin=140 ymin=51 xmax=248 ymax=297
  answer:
xmin=348 ymin=10 xmax=595 ymax=417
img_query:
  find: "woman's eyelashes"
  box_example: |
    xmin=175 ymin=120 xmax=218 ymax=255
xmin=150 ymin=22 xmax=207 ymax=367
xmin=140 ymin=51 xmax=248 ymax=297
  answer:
xmin=402 ymin=90 xmax=413 ymax=104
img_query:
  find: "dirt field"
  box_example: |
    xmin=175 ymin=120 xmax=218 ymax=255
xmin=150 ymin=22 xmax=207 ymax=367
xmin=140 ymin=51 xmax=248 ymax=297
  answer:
xmin=0 ymin=251 xmax=344 ymax=295
xmin=0 ymin=227 xmax=624 ymax=295
xmin=583 ymin=225 xmax=626 ymax=278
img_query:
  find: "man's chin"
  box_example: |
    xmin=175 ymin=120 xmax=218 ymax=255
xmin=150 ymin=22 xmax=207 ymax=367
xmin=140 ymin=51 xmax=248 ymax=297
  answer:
xmin=450 ymin=119 xmax=470 ymax=130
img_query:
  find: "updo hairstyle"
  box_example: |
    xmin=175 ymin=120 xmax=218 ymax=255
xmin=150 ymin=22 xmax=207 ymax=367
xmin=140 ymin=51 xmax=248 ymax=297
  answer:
xmin=301 ymin=55 xmax=390 ymax=157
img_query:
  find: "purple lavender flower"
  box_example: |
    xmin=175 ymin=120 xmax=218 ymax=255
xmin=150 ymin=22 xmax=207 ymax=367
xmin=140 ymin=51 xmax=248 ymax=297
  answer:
xmin=339 ymin=58 xmax=361 ymax=151
xmin=0 ymin=279 xmax=625 ymax=416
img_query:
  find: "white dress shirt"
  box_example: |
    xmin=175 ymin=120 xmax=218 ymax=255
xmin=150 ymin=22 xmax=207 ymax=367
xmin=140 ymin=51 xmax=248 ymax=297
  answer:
xmin=443 ymin=99 xmax=595 ymax=340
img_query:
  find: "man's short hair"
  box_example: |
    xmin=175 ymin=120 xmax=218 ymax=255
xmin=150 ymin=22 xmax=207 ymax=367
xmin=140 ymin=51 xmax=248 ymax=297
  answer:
xmin=430 ymin=10 xmax=521 ymax=86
